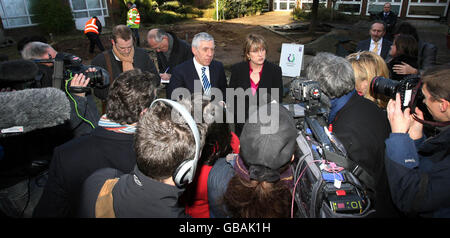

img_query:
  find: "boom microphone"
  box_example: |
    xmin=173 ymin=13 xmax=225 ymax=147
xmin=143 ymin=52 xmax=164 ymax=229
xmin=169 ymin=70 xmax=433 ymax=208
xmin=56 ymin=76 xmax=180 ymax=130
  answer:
xmin=0 ymin=59 xmax=39 ymax=85
xmin=0 ymin=87 xmax=71 ymax=137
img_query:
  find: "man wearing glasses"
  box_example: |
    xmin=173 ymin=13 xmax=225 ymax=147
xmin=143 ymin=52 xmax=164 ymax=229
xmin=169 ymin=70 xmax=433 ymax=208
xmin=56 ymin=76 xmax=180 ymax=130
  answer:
xmin=91 ymin=25 xmax=158 ymax=100
xmin=146 ymin=28 xmax=193 ymax=84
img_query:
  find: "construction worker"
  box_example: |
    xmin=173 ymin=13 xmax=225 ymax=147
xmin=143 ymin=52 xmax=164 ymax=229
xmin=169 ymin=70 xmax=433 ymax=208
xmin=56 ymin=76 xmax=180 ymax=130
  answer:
xmin=84 ymin=16 xmax=105 ymax=54
xmin=126 ymin=2 xmax=141 ymax=47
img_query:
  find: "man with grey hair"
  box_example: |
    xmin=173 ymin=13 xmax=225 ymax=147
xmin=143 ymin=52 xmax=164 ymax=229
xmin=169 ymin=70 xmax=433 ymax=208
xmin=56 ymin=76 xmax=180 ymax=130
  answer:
xmin=146 ymin=28 xmax=193 ymax=83
xmin=21 ymin=41 xmax=100 ymax=137
xmin=166 ymin=32 xmax=227 ymax=101
xmin=306 ymin=52 xmax=400 ymax=217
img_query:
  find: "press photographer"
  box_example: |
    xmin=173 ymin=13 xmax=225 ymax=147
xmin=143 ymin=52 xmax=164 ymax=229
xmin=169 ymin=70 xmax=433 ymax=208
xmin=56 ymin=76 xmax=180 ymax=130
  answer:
xmin=384 ymin=65 xmax=450 ymax=217
xmin=298 ymin=52 xmax=401 ymax=217
xmin=20 ymin=41 xmax=110 ymax=137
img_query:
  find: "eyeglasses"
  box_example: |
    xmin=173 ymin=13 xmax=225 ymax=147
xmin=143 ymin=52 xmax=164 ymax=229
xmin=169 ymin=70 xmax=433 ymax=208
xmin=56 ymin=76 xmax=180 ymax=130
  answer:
xmin=150 ymin=40 xmax=165 ymax=51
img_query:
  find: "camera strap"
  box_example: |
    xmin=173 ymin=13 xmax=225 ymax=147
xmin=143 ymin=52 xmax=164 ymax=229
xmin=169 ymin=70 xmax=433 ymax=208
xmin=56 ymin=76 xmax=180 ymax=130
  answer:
xmin=102 ymin=51 xmax=115 ymax=114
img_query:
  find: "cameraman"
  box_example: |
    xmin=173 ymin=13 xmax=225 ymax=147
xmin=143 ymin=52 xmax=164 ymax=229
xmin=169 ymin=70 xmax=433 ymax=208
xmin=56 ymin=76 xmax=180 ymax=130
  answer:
xmin=305 ymin=52 xmax=401 ymax=217
xmin=21 ymin=41 xmax=101 ymax=137
xmin=385 ymin=65 xmax=450 ymax=217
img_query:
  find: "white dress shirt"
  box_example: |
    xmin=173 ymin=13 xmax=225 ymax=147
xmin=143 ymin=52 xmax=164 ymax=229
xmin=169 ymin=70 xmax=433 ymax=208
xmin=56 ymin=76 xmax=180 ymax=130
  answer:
xmin=192 ymin=57 xmax=210 ymax=90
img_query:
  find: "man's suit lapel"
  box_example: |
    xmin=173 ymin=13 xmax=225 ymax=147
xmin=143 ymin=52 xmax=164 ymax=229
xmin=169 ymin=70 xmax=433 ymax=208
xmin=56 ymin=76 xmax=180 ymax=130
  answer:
xmin=208 ymin=60 xmax=217 ymax=88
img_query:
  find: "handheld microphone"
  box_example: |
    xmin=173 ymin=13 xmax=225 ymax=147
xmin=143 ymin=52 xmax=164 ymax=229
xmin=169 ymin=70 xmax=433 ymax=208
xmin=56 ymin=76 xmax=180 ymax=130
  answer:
xmin=0 ymin=87 xmax=71 ymax=137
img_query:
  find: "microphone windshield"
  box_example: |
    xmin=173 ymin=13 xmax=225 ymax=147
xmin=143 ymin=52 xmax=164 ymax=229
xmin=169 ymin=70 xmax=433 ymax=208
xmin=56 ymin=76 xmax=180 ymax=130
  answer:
xmin=0 ymin=87 xmax=71 ymax=137
xmin=0 ymin=59 xmax=39 ymax=83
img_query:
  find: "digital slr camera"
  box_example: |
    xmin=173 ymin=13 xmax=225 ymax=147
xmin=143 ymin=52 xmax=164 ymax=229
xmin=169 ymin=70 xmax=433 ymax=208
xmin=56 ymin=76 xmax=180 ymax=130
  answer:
xmin=370 ymin=74 xmax=423 ymax=111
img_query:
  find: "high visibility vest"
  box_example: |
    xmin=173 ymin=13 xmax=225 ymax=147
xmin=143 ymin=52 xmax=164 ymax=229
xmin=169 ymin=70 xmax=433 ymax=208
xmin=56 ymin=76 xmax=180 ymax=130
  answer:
xmin=127 ymin=7 xmax=140 ymax=28
xmin=84 ymin=18 xmax=99 ymax=34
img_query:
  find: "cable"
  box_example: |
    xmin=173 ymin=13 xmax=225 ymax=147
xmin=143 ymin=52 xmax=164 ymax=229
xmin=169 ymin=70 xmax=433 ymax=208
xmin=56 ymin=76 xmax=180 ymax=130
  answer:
xmin=65 ymin=73 xmax=96 ymax=129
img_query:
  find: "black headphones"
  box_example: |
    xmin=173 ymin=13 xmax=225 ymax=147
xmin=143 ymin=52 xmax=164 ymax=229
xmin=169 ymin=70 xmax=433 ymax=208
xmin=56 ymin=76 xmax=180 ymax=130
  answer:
xmin=150 ymin=99 xmax=201 ymax=188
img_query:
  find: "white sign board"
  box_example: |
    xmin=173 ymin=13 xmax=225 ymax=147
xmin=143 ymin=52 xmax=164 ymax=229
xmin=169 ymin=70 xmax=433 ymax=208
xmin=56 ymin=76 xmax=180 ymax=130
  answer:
xmin=279 ymin=43 xmax=304 ymax=77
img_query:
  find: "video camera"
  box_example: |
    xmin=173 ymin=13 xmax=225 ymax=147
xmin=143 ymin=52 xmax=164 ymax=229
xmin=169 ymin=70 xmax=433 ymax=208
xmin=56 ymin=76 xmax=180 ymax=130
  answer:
xmin=370 ymin=74 xmax=423 ymax=112
xmin=285 ymin=78 xmax=374 ymax=218
xmin=33 ymin=52 xmax=109 ymax=93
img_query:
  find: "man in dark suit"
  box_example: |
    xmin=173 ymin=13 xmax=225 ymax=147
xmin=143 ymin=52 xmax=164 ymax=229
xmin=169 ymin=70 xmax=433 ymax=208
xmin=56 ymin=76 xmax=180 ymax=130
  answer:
xmin=166 ymin=32 xmax=227 ymax=102
xmin=146 ymin=29 xmax=193 ymax=84
xmin=356 ymin=21 xmax=392 ymax=60
xmin=376 ymin=3 xmax=397 ymax=41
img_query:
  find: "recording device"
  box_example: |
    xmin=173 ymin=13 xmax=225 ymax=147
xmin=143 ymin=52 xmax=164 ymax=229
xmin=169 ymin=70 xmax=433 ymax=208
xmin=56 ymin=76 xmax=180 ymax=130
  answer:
xmin=289 ymin=77 xmax=327 ymax=118
xmin=0 ymin=87 xmax=71 ymax=137
xmin=33 ymin=52 xmax=109 ymax=93
xmin=286 ymin=78 xmax=374 ymax=217
xmin=370 ymin=74 xmax=423 ymax=111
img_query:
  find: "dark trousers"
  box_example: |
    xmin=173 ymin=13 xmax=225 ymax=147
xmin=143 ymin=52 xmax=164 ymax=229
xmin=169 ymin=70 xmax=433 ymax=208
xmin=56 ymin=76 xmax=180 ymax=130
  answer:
xmin=130 ymin=28 xmax=140 ymax=47
xmin=86 ymin=33 xmax=105 ymax=53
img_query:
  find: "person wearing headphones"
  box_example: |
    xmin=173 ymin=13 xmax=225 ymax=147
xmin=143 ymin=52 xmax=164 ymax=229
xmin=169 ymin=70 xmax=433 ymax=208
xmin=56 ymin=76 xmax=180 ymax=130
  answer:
xmin=78 ymin=97 xmax=212 ymax=217
xmin=33 ymin=69 xmax=159 ymax=217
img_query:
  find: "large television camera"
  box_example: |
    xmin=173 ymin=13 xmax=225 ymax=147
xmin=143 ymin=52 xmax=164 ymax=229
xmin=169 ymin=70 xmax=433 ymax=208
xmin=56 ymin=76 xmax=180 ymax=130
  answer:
xmin=285 ymin=77 xmax=374 ymax=218
xmin=33 ymin=52 xmax=109 ymax=93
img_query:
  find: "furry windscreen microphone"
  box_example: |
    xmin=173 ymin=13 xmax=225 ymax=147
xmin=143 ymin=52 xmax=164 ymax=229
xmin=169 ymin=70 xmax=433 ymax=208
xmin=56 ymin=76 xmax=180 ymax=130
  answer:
xmin=0 ymin=87 xmax=71 ymax=137
xmin=0 ymin=59 xmax=39 ymax=83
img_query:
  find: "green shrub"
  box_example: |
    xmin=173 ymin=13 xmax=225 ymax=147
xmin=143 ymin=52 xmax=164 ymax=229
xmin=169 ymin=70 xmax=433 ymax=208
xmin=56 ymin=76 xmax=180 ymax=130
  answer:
xmin=31 ymin=0 xmax=75 ymax=35
xmin=217 ymin=0 xmax=264 ymax=20
xmin=292 ymin=5 xmax=356 ymax=22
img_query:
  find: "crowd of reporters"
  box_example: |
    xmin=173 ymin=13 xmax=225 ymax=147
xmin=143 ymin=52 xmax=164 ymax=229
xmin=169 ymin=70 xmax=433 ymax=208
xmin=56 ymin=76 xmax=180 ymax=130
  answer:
xmin=0 ymin=19 xmax=449 ymax=218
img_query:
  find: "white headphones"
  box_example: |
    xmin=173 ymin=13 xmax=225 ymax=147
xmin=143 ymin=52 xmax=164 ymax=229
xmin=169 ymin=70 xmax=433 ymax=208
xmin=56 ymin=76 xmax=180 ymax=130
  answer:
xmin=150 ymin=98 xmax=201 ymax=188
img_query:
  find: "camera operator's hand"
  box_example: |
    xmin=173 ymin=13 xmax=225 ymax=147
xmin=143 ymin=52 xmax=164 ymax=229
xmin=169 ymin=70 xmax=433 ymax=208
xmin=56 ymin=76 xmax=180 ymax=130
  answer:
xmin=387 ymin=93 xmax=423 ymax=140
xmin=70 ymin=73 xmax=90 ymax=97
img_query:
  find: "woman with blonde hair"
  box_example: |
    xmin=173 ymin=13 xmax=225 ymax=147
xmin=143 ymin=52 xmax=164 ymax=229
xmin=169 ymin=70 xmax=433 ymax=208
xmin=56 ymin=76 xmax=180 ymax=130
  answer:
xmin=346 ymin=51 xmax=390 ymax=108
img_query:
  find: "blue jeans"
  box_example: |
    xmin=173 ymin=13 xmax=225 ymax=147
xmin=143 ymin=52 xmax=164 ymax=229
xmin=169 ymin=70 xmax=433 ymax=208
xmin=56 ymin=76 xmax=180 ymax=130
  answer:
xmin=0 ymin=171 xmax=48 ymax=218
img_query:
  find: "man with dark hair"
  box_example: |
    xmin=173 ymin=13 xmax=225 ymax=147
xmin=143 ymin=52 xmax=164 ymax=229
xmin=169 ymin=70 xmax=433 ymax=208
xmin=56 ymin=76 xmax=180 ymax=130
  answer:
xmin=356 ymin=21 xmax=392 ymax=60
xmin=146 ymin=28 xmax=193 ymax=84
xmin=79 ymin=97 xmax=211 ymax=218
xmin=33 ymin=69 xmax=159 ymax=217
xmin=305 ymin=52 xmax=401 ymax=217
xmin=385 ymin=65 xmax=450 ymax=217
xmin=90 ymin=25 xmax=158 ymax=100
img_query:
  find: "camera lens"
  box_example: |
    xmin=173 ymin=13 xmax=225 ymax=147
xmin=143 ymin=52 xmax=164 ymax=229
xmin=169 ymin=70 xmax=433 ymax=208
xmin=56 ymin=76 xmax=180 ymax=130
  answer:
xmin=370 ymin=76 xmax=399 ymax=99
xmin=84 ymin=71 xmax=103 ymax=87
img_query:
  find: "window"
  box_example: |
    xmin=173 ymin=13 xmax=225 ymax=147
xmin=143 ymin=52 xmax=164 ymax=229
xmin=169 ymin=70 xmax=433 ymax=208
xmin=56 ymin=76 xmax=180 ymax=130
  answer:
xmin=0 ymin=0 xmax=37 ymax=29
xmin=407 ymin=0 xmax=449 ymax=18
xmin=367 ymin=0 xmax=401 ymax=16
xmin=69 ymin=0 xmax=108 ymax=19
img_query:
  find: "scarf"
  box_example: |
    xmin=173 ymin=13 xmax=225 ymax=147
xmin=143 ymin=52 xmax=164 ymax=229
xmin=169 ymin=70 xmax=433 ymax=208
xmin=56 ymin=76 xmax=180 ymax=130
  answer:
xmin=328 ymin=90 xmax=356 ymax=124
xmin=112 ymin=44 xmax=134 ymax=72
xmin=98 ymin=114 xmax=136 ymax=134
